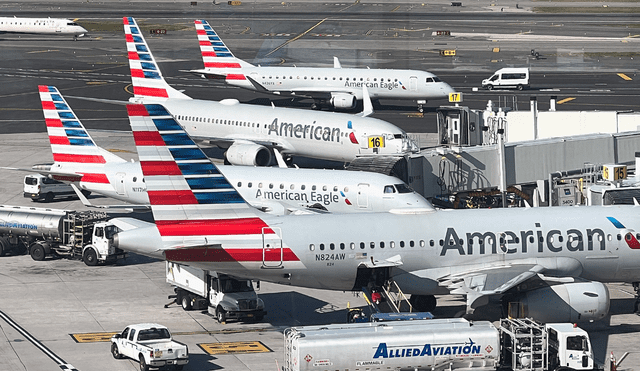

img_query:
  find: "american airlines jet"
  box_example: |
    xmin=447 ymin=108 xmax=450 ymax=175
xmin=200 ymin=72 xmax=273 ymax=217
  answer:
xmin=113 ymin=102 xmax=640 ymax=323
xmin=0 ymin=17 xmax=87 ymax=40
xmin=28 ymin=85 xmax=430 ymax=214
xmin=188 ymin=20 xmax=456 ymax=112
xmin=123 ymin=17 xmax=418 ymax=166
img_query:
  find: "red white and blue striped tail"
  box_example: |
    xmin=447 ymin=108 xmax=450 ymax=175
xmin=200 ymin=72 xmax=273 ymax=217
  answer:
xmin=123 ymin=17 xmax=190 ymax=101
xmin=38 ymin=85 xmax=125 ymax=167
xmin=127 ymin=102 xmax=265 ymax=223
xmin=195 ymin=20 xmax=254 ymax=78
xmin=126 ymin=103 xmax=298 ymax=265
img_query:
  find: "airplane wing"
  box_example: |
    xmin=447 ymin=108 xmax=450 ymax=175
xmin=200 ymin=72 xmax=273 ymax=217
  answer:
xmin=437 ymin=264 xmax=547 ymax=312
xmin=1 ymin=166 xmax=84 ymax=181
xmin=70 ymin=184 xmax=150 ymax=212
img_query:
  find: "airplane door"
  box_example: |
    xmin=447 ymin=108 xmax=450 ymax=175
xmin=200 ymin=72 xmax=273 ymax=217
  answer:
xmin=357 ymin=183 xmax=369 ymax=209
xmin=115 ymin=173 xmax=127 ymax=195
xmin=409 ymin=76 xmax=418 ymax=91
xmin=262 ymin=227 xmax=283 ymax=268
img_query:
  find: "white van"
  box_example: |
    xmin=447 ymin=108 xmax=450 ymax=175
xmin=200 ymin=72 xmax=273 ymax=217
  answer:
xmin=482 ymin=67 xmax=529 ymax=90
xmin=23 ymin=174 xmax=76 ymax=202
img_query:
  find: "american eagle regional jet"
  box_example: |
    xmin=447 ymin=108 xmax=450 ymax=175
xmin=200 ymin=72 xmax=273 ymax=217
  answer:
xmin=24 ymin=85 xmax=430 ymax=215
xmin=188 ymin=20 xmax=456 ymax=112
xmin=112 ymin=101 xmax=640 ymax=324
xmin=0 ymin=17 xmax=87 ymax=40
xmin=123 ymin=17 xmax=418 ymax=166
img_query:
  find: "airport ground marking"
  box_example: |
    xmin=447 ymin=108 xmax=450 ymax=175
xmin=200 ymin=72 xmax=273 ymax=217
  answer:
xmin=70 ymin=327 xmax=274 ymax=343
xmin=265 ymin=18 xmax=327 ymax=57
xmin=70 ymin=332 xmax=119 ymax=343
xmin=617 ymin=73 xmax=632 ymax=81
xmin=557 ymin=97 xmax=576 ymax=105
xmin=0 ymin=310 xmax=79 ymax=371
xmin=198 ymin=341 xmax=273 ymax=355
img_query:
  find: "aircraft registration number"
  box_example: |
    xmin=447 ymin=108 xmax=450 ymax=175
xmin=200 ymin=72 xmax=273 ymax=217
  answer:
xmin=368 ymin=136 xmax=385 ymax=148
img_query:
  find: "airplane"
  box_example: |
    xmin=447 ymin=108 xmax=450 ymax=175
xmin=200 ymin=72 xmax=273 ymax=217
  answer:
xmin=187 ymin=20 xmax=456 ymax=112
xmin=24 ymin=85 xmax=431 ymax=215
xmin=0 ymin=16 xmax=87 ymax=40
xmin=112 ymin=101 xmax=640 ymax=323
xmin=123 ymin=17 xmax=419 ymax=166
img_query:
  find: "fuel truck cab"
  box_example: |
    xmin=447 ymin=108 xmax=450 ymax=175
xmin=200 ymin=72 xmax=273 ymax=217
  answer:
xmin=482 ymin=67 xmax=529 ymax=90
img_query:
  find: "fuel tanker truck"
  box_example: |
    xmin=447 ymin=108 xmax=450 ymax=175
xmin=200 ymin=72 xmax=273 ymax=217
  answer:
xmin=284 ymin=317 xmax=600 ymax=371
xmin=0 ymin=205 xmax=126 ymax=265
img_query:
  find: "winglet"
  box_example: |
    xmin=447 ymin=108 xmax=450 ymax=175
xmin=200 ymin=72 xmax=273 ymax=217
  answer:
xmin=333 ymin=56 xmax=342 ymax=69
xmin=358 ymin=85 xmax=374 ymax=117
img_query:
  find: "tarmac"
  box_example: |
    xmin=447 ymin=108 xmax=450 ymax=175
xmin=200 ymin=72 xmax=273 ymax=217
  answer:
xmin=0 ymin=131 xmax=639 ymax=371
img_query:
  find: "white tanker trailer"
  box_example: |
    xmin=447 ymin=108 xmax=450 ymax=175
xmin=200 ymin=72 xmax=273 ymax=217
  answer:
xmin=0 ymin=205 xmax=125 ymax=265
xmin=283 ymin=317 xmax=600 ymax=371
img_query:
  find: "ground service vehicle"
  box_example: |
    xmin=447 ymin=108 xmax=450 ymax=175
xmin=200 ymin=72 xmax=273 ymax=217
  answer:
xmin=0 ymin=205 xmax=125 ymax=265
xmin=166 ymin=262 xmax=266 ymax=323
xmin=482 ymin=67 xmax=529 ymax=90
xmin=110 ymin=323 xmax=189 ymax=371
xmin=283 ymin=318 xmax=599 ymax=371
xmin=23 ymin=173 xmax=75 ymax=202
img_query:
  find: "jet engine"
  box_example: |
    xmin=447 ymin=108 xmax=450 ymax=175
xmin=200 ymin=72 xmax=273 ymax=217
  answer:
xmin=505 ymin=281 xmax=609 ymax=323
xmin=225 ymin=142 xmax=272 ymax=166
xmin=330 ymin=93 xmax=357 ymax=109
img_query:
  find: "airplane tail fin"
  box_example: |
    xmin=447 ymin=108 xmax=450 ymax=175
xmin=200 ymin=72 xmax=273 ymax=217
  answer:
xmin=38 ymin=85 xmax=126 ymax=166
xmin=127 ymin=103 xmax=266 ymax=225
xmin=123 ymin=17 xmax=191 ymax=101
xmin=195 ymin=20 xmax=254 ymax=74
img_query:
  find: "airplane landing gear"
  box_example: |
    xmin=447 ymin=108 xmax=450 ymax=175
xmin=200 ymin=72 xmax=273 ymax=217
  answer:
xmin=417 ymin=100 xmax=427 ymax=113
xmin=633 ymin=282 xmax=640 ymax=314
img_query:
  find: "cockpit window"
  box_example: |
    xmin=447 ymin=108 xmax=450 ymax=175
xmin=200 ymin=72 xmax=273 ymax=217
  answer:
xmin=395 ymin=184 xmax=413 ymax=193
xmin=426 ymin=77 xmax=434 ymax=83
xmin=384 ymin=185 xmax=395 ymax=194
xmin=433 ymin=76 xmax=442 ymax=82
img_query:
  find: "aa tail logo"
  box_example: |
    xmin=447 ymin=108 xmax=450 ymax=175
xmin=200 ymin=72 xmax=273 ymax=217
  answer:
xmin=126 ymin=103 xmax=299 ymax=264
xmin=124 ymin=17 xmax=190 ymax=101
xmin=194 ymin=20 xmax=253 ymax=81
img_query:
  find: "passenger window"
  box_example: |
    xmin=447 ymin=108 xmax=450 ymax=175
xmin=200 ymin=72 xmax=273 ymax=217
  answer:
xmin=309 ymin=244 xmax=315 ymax=251
xmin=340 ymin=243 xmax=345 ymax=250
xmin=380 ymin=242 xmax=385 ymax=248
xmin=344 ymin=187 xmax=349 ymax=192
xmin=390 ymin=241 xmax=395 ymax=248
xmin=330 ymin=243 xmax=335 ymax=250
xmin=400 ymin=241 xmax=405 ymax=248
xmin=360 ymin=242 xmax=365 ymax=249
xmin=312 ymin=185 xmax=316 ymax=191
xmin=269 ymin=183 xmax=274 ymax=189
xmin=410 ymin=241 xmax=415 ymax=247
xmin=320 ymin=244 xmax=325 ymax=251
xmin=258 ymin=183 xmax=263 ymax=188
xmin=323 ymin=185 xmax=327 ymax=191
xmin=290 ymin=184 xmax=295 ymax=190
xmin=237 ymin=182 xmax=242 ymax=187
xmin=280 ymin=184 xmax=285 ymax=189
xmin=248 ymin=182 xmax=252 ymax=188
xmin=350 ymin=243 xmax=355 ymax=250
xmin=420 ymin=240 xmax=425 ymax=247
xmin=370 ymin=242 xmax=375 ymax=249
xmin=301 ymin=185 xmax=306 ymax=190
xmin=333 ymin=186 xmax=338 ymax=192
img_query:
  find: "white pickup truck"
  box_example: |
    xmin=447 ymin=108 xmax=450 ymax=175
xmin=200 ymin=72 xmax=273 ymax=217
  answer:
xmin=110 ymin=323 xmax=189 ymax=371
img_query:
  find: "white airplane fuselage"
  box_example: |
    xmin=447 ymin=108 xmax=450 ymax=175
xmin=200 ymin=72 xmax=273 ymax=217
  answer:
xmin=117 ymin=205 xmax=640 ymax=292
xmin=52 ymin=160 xmax=431 ymax=214
xmin=139 ymin=98 xmax=417 ymax=162
xmin=226 ymin=67 xmax=455 ymax=101
xmin=0 ymin=17 xmax=87 ymax=36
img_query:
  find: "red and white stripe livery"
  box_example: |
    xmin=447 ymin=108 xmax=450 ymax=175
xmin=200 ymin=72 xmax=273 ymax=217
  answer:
xmin=125 ymin=103 xmax=302 ymax=268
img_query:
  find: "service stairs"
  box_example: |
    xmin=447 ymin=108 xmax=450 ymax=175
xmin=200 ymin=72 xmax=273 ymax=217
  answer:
xmin=362 ymin=281 xmax=413 ymax=314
